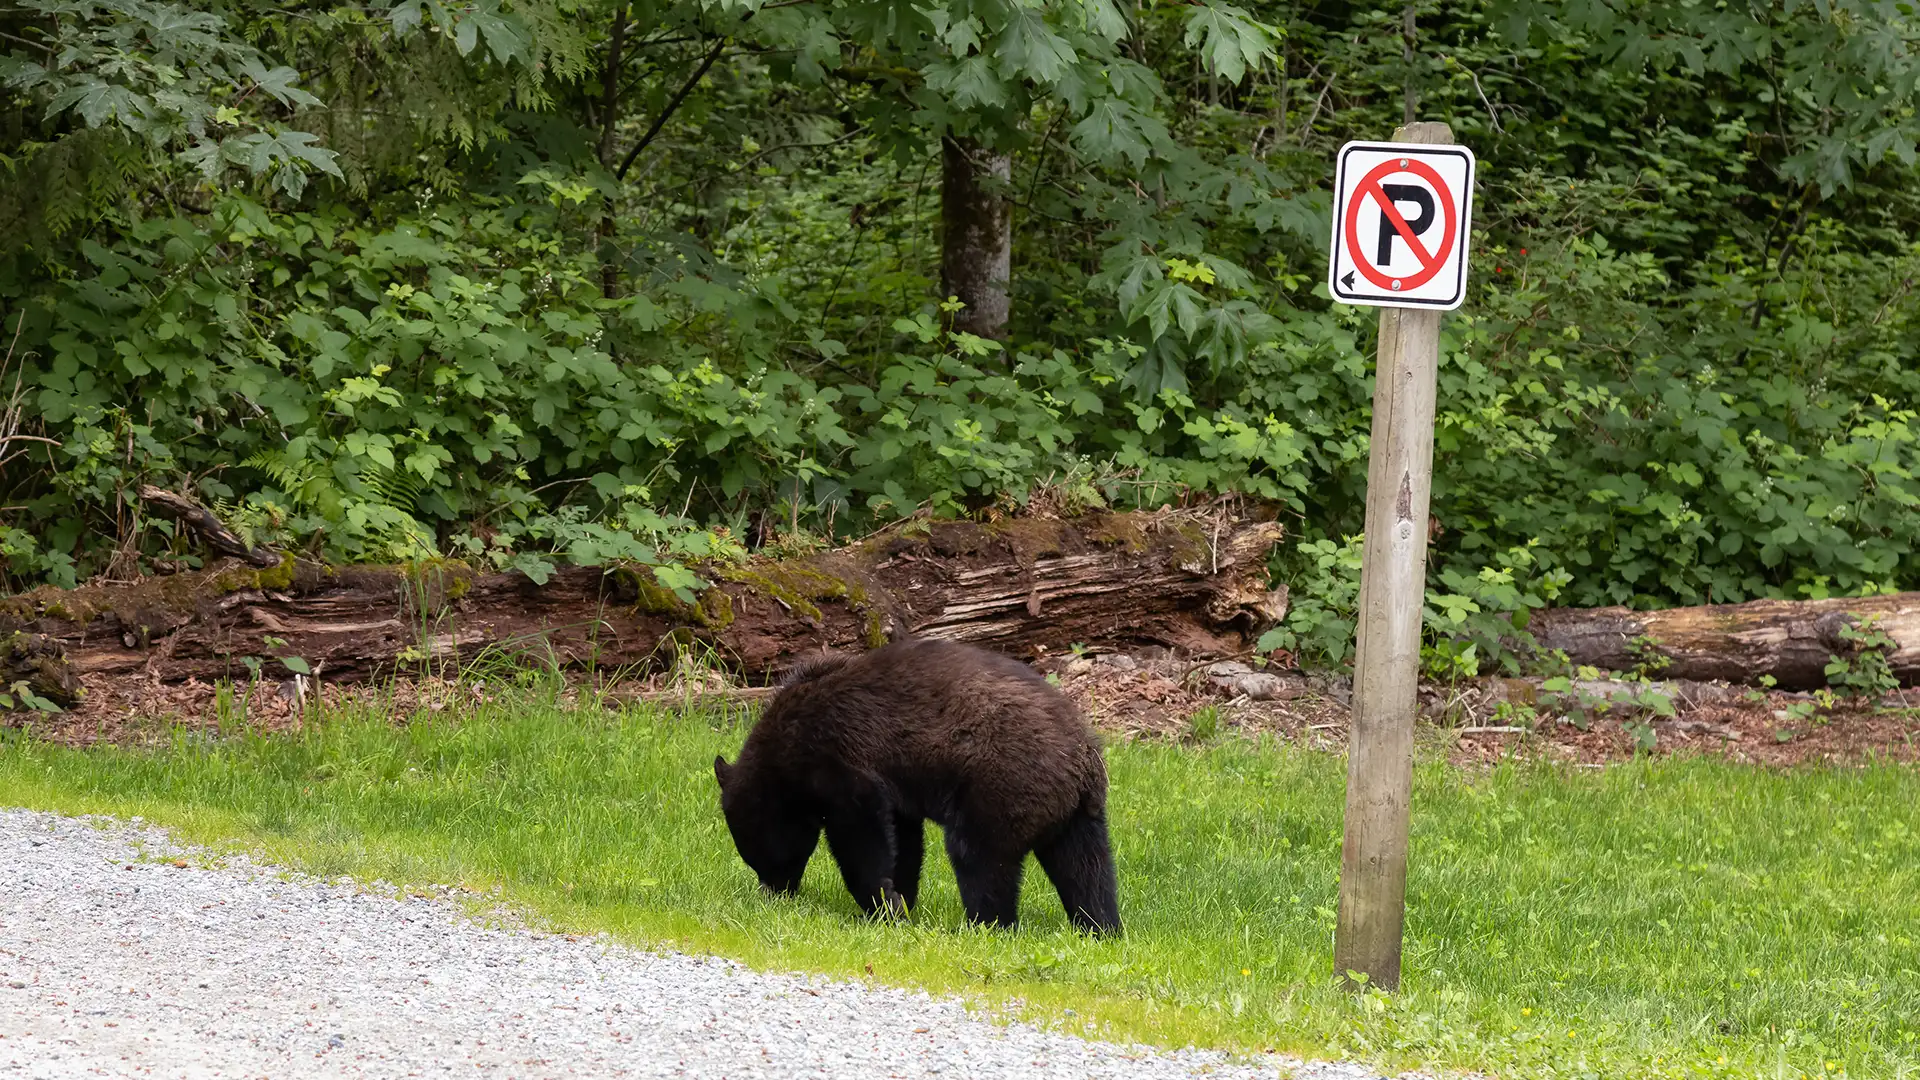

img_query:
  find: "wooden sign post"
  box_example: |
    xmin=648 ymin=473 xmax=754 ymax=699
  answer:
xmin=1324 ymin=121 xmax=1473 ymax=991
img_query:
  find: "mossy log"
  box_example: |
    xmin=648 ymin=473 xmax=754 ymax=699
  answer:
xmin=0 ymin=509 xmax=1290 ymax=696
xmin=1531 ymin=591 xmax=1920 ymax=689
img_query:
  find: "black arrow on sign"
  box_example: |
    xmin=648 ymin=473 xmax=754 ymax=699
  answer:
xmin=1341 ymin=270 xmax=1356 ymax=289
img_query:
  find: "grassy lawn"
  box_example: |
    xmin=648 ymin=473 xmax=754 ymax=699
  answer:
xmin=2 ymin=692 xmax=1915 ymax=1080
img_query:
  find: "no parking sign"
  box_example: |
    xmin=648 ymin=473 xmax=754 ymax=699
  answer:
xmin=1327 ymin=141 xmax=1476 ymax=310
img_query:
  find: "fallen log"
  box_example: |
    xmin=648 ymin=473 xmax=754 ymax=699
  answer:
xmin=1530 ymin=591 xmax=1920 ymax=690
xmin=0 ymin=508 xmax=1289 ymax=698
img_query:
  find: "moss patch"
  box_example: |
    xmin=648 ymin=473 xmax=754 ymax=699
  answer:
xmin=716 ymin=558 xmax=889 ymax=646
xmin=401 ymin=559 xmax=476 ymax=614
xmin=987 ymin=517 xmax=1073 ymax=567
xmin=1085 ymin=513 xmax=1151 ymax=552
xmin=714 ymin=563 xmax=850 ymax=623
xmin=1159 ymin=519 xmax=1214 ymax=570
xmin=697 ymin=587 xmax=734 ymax=630
xmin=9 ymin=554 xmax=303 ymax=631
xmin=612 ymin=565 xmax=735 ymax=631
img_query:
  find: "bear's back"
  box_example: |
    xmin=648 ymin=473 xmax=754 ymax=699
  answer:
xmin=753 ymin=640 xmax=1104 ymax=823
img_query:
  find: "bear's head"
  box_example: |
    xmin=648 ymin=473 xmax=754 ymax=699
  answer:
xmin=713 ymin=754 xmax=821 ymax=896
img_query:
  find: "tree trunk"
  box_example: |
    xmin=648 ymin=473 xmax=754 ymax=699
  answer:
xmin=1400 ymin=4 xmax=1418 ymax=126
xmin=1531 ymin=592 xmax=1920 ymax=689
xmin=0 ymin=510 xmax=1288 ymax=698
xmin=940 ymin=136 xmax=1012 ymax=341
xmin=596 ymin=3 xmax=629 ymax=300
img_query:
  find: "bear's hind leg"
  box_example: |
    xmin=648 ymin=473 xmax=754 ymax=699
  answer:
xmin=1034 ymin=805 xmax=1122 ymax=935
xmin=943 ymin=827 xmax=1023 ymax=929
xmin=892 ymin=812 xmax=925 ymax=911
xmin=824 ymin=808 xmax=907 ymax=918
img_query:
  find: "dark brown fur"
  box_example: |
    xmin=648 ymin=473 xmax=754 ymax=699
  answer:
xmin=713 ymin=639 xmax=1121 ymax=933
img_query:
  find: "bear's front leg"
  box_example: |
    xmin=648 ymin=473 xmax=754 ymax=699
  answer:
xmin=823 ymin=807 xmax=904 ymax=919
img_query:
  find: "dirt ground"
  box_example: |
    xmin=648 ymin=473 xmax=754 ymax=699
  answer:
xmin=9 ymin=643 xmax=1920 ymax=767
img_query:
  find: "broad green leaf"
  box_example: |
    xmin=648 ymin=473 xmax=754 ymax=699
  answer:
xmin=45 ymin=79 xmax=149 ymax=130
xmin=389 ymin=0 xmax=424 ymax=35
xmin=1077 ymin=0 xmax=1131 ymax=42
xmin=996 ymin=9 xmax=1077 ymax=85
xmin=925 ymin=56 xmax=1010 ymax=109
xmin=239 ymin=59 xmax=322 ymax=109
xmin=1071 ymin=99 xmax=1153 ymax=167
xmin=1182 ymin=3 xmax=1275 ymax=85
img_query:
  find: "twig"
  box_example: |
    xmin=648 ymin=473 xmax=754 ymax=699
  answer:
xmin=1177 ymin=647 xmax=1258 ymax=683
xmin=721 ymin=127 xmax=867 ymax=180
xmin=1296 ymin=73 xmax=1337 ymax=139
xmin=1467 ymin=67 xmax=1503 ymax=133
xmin=616 ymin=37 xmax=729 ymax=181
xmin=135 ymin=485 xmax=283 ymax=569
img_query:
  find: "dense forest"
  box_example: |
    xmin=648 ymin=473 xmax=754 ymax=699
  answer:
xmin=3 ymin=0 xmax=1918 ymax=670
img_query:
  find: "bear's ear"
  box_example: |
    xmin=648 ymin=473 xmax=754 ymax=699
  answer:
xmin=713 ymin=755 xmax=733 ymax=789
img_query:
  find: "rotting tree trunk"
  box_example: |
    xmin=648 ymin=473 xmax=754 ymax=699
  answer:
xmin=1531 ymin=592 xmax=1920 ymax=690
xmin=940 ymin=136 xmax=1012 ymax=341
xmin=0 ymin=510 xmax=1288 ymax=697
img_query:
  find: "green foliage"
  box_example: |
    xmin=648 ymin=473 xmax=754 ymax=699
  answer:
xmin=1539 ymin=673 xmax=1678 ymax=734
xmin=1490 ymin=0 xmax=1920 ymax=196
xmin=0 ymin=0 xmax=339 ymax=240
xmin=5 ymin=0 xmax=1920 ymax=676
xmin=1825 ymin=617 xmax=1901 ymax=700
xmin=1260 ymin=533 xmax=1566 ymax=676
xmin=0 ymin=678 xmax=61 ymax=712
xmin=1258 ymin=535 xmax=1363 ymax=665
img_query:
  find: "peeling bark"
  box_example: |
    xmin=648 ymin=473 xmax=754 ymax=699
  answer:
xmin=0 ymin=510 xmax=1288 ymax=698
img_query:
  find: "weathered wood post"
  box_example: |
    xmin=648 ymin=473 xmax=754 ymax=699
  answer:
xmin=1325 ymin=121 xmax=1473 ymax=991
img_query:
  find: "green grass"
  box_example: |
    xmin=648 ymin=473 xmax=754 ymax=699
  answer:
xmin=2 ymin=693 xmax=1916 ymax=1080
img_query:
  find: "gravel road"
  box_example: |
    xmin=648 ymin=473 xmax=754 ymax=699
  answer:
xmin=0 ymin=808 xmax=1399 ymax=1079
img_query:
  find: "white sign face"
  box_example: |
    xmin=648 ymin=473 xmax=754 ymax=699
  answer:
xmin=1326 ymin=141 xmax=1476 ymax=310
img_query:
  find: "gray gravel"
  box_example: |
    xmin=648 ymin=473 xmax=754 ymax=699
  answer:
xmin=0 ymin=808 xmax=1399 ymax=1079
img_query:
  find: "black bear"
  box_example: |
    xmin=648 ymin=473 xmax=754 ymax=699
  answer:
xmin=712 ymin=638 xmax=1121 ymax=934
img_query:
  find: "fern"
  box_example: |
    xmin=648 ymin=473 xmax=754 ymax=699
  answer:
xmin=358 ymin=466 xmax=422 ymax=519
xmin=240 ymin=450 xmax=318 ymax=498
xmin=0 ymin=130 xmax=145 ymax=251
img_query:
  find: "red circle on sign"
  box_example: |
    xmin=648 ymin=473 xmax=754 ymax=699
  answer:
xmin=1342 ymin=158 xmax=1456 ymax=293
